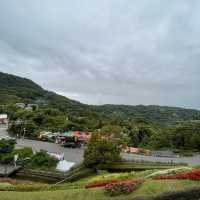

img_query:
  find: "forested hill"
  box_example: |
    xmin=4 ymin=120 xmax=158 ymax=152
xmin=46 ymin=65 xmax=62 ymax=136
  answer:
xmin=0 ymin=71 xmax=88 ymax=115
xmin=1 ymin=71 xmax=200 ymax=124
xmin=95 ymin=104 xmax=200 ymax=124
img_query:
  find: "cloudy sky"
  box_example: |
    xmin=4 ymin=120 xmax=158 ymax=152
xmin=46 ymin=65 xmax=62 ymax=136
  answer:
xmin=0 ymin=0 xmax=200 ymax=109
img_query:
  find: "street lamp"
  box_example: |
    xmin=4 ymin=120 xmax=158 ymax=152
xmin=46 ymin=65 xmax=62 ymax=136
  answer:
xmin=23 ymin=128 xmax=26 ymax=139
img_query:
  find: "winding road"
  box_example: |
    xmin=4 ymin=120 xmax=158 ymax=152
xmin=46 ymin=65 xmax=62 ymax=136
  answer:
xmin=1 ymin=126 xmax=200 ymax=165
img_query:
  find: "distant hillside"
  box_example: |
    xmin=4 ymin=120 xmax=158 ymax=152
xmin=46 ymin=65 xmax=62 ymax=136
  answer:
xmin=95 ymin=104 xmax=200 ymax=124
xmin=0 ymin=72 xmax=89 ymax=116
xmin=1 ymin=71 xmax=200 ymax=124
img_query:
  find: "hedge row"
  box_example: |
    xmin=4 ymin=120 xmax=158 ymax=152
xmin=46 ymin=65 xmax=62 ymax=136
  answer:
xmin=134 ymin=187 xmax=200 ymax=200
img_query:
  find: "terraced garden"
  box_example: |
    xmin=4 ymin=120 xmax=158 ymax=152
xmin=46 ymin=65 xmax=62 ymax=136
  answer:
xmin=1 ymin=166 xmax=200 ymax=200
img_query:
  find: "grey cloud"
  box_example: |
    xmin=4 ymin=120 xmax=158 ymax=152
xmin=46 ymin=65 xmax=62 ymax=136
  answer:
xmin=0 ymin=0 xmax=200 ymax=109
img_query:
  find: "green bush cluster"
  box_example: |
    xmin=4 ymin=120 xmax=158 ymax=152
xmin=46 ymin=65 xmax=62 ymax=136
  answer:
xmin=134 ymin=187 xmax=200 ymax=200
xmin=27 ymin=150 xmax=58 ymax=169
xmin=83 ymin=134 xmax=121 ymax=169
xmin=0 ymin=139 xmax=16 ymax=164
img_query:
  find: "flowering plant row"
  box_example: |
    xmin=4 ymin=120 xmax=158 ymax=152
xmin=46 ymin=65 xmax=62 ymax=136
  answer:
xmin=105 ymin=179 xmax=144 ymax=196
xmin=153 ymin=169 xmax=200 ymax=181
xmin=85 ymin=180 xmax=119 ymax=189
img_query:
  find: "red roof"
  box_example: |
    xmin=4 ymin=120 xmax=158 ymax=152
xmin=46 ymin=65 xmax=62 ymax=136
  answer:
xmin=74 ymin=131 xmax=91 ymax=141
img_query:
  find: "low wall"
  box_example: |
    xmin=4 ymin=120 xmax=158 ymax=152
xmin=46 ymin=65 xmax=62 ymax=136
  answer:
xmin=15 ymin=167 xmax=94 ymax=183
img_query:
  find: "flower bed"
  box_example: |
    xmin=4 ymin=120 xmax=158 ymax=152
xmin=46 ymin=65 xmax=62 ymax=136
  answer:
xmin=105 ymin=179 xmax=144 ymax=196
xmin=153 ymin=169 xmax=200 ymax=180
xmin=146 ymin=167 xmax=193 ymax=178
xmin=85 ymin=180 xmax=119 ymax=189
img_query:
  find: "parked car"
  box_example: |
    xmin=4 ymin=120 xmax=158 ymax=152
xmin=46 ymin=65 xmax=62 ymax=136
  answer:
xmin=62 ymin=141 xmax=81 ymax=148
xmin=38 ymin=132 xmax=60 ymax=142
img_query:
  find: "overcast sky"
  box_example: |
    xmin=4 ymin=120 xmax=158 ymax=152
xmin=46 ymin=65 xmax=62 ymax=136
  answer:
xmin=0 ymin=0 xmax=200 ymax=109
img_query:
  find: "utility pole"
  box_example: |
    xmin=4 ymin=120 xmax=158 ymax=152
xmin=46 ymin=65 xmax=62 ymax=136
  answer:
xmin=23 ymin=128 xmax=26 ymax=139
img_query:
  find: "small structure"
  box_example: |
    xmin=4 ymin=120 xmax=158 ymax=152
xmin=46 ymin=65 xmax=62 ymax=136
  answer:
xmin=39 ymin=132 xmax=60 ymax=142
xmin=15 ymin=103 xmax=38 ymax=111
xmin=123 ymin=147 xmax=151 ymax=155
xmin=124 ymin=147 xmax=140 ymax=154
xmin=0 ymin=114 xmax=8 ymax=124
xmin=26 ymin=104 xmax=38 ymax=111
xmin=73 ymin=131 xmax=91 ymax=144
xmin=56 ymin=160 xmax=75 ymax=172
xmin=15 ymin=103 xmax=25 ymax=109
xmin=47 ymin=152 xmax=65 ymax=161
xmin=57 ymin=132 xmax=82 ymax=148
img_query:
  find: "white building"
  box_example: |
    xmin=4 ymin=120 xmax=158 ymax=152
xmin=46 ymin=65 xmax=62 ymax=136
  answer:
xmin=0 ymin=114 xmax=8 ymax=124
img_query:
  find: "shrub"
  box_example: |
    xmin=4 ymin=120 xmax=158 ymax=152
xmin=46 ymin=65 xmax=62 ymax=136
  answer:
xmin=146 ymin=167 xmax=193 ymax=178
xmin=83 ymin=133 xmax=121 ymax=169
xmin=0 ymin=183 xmax=13 ymax=191
xmin=0 ymin=138 xmax=16 ymax=164
xmin=0 ymin=152 xmax=14 ymax=164
xmin=153 ymin=187 xmax=200 ymax=200
xmin=14 ymin=147 xmax=33 ymax=160
xmin=105 ymin=179 xmax=144 ymax=196
xmin=153 ymin=169 xmax=200 ymax=180
xmin=0 ymin=139 xmax=16 ymax=153
xmin=28 ymin=150 xmax=58 ymax=169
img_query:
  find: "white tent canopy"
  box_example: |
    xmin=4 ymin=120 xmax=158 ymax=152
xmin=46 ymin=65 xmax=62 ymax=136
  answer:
xmin=56 ymin=160 xmax=75 ymax=172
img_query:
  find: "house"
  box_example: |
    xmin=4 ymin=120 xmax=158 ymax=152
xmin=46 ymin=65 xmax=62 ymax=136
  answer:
xmin=56 ymin=132 xmax=75 ymax=144
xmin=15 ymin=103 xmax=25 ymax=109
xmin=73 ymin=131 xmax=91 ymax=143
xmin=123 ymin=147 xmax=140 ymax=154
xmin=123 ymin=147 xmax=151 ymax=155
xmin=26 ymin=104 xmax=38 ymax=111
xmin=56 ymin=131 xmax=91 ymax=147
xmin=0 ymin=114 xmax=8 ymax=124
xmin=15 ymin=103 xmax=38 ymax=111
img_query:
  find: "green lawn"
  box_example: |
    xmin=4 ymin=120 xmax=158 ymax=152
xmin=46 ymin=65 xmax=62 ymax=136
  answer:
xmin=1 ymin=180 xmax=200 ymax=200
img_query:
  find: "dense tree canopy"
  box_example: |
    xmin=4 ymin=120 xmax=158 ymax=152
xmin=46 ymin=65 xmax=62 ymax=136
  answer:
xmin=83 ymin=133 xmax=121 ymax=169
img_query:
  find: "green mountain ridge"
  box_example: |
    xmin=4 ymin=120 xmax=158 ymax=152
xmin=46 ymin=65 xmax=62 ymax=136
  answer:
xmin=1 ymin=71 xmax=200 ymax=124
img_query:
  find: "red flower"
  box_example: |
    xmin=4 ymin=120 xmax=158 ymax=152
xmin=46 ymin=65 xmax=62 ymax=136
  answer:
xmin=153 ymin=169 xmax=200 ymax=181
xmin=85 ymin=180 xmax=119 ymax=189
xmin=105 ymin=179 xmax=144 ymax=196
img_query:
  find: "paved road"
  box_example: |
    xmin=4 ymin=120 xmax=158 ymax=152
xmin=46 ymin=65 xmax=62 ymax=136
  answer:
xmin=0 ymin=127 xmax=83 ymax=163
xmin=123 ymin=152 xmax=200 ymax=166
xmin=17 ymin=138 xmax=84 ymax=163
xmin=1 ymin=127 xmax=200 ymax=165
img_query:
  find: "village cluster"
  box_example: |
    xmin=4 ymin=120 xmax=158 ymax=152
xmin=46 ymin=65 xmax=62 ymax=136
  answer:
xmin=38 ymin=131 xmax=91 ymax=148
xmin=0 ymin=112 xmax=175 ymax=157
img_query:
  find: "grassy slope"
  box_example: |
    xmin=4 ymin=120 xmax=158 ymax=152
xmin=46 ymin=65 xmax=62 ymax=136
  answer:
xmin=1 ymin=180 xmax=200 ymax=200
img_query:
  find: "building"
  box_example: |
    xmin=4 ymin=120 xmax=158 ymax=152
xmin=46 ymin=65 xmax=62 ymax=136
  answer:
xmin=15 ymin=103 xmax=38 ymax=111
xmin=15 ymin=103 xmax=25 ymax=109
xmin=0 ymin=114 xmax=8 ymax=124
xmin=26 ymin=104 xmax=39 ymax=111
xmin=74 ymin=131 xmax=91 ymax=143
xmin=56 ymin=131 xmax=91 ymax=147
